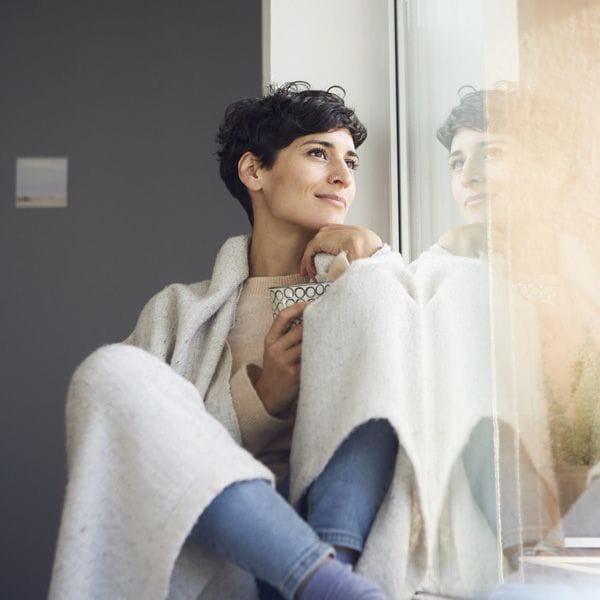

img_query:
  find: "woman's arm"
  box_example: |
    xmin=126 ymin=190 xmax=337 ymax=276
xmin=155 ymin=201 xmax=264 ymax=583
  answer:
xmin=300 ymin=225 xmax=384 ymax=280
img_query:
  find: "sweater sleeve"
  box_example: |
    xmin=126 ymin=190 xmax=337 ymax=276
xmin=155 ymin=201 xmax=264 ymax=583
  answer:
xmin=230 ymin=363 xmax=294 ymax=456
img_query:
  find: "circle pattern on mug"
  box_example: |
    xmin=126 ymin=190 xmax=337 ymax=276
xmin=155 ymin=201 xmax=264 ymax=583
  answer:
xmin=269 ymin=282 xmax=331 ymax=320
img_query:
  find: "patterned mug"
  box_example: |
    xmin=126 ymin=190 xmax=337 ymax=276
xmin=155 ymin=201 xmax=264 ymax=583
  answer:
xmin=269 ymin=282 xmax=331 ymax=323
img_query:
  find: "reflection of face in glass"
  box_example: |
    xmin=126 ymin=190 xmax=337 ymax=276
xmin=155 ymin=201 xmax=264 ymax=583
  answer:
xmin=448 ymin=128 xmax=510 ymax=225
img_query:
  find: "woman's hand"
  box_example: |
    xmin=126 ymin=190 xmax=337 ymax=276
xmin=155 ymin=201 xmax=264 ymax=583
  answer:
xmin=253 ymin=302 xmax=308 ymax=417
xmin=300 ymin=225 xmax=383 ymax=280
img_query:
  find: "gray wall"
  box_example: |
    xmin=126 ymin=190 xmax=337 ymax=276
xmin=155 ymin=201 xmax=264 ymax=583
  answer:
xmin=0 ymin=2 xmax=260 ymax=597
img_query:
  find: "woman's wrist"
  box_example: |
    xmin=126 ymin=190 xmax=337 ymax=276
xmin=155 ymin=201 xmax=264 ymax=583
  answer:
xmin=357 ymin=227 xmax=383 ymax=259
xmin=253 ymin=371 xmax=283 ymax=417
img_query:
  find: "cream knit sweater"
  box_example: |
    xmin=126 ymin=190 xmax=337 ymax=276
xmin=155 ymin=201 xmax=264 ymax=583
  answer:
xmin=228 ymin=273 xmax=307 ymax=481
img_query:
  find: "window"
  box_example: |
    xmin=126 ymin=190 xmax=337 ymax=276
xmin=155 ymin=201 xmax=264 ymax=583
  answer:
xmin=397 ymin=0 xmax=600 ymax=595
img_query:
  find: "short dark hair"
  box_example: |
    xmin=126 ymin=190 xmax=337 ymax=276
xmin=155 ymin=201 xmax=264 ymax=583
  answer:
xmin=436 ymin=86 xmax=487 ymax=151
xmin=436 ymin=84 xmax=517 ymax=151
xmin=216 ymin=81 xmax=367 ymax=224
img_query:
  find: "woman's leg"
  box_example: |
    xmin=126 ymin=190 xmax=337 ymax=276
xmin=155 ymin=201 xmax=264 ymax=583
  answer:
xmin=302 ymin=419 xmax=399 ymax=560
xmin=189 ymin=479 xmax=331 ymax=599
xmin=253 ymin=420 xmax=397 ymax=598
xmin=189 ymin=479 xmax=386 ymax=600
xmin=53 ymin=344 xmax=276 ymax=599
xmin=462 ymin=418 xmax=561 ymax=563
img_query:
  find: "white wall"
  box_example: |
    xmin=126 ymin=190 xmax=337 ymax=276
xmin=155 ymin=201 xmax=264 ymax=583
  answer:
xmin=263 ymin=0 xmax=399 ymax=249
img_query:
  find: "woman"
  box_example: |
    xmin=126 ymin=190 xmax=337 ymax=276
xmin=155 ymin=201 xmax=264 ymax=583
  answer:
xmin=49 ymin=83 xmax=397 ymax=600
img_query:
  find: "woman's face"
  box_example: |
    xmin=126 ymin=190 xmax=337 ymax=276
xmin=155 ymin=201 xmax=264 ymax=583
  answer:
xmin=254 ymin=128 xmax=359 ymax=232
xmin=448 ymin=127 xmax=511 ymax=224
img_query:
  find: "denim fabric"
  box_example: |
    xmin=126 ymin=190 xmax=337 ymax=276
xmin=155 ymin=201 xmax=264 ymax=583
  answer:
xmin=189 ymin=479 xmax=333 ymax=599
xmin=190 ymin=419 xmax=398 ymax=600
xmin=303 ymin=420 xmax=398 ymax=552
xmin=463 ymin=418 xmax=559 ymax=549
xmin=257 ymin=420 xmax=398 ymax=599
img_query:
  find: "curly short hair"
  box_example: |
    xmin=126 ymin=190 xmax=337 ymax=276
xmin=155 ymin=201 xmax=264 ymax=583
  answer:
xmin=216 ymin=81 xmax=367 ymax=224
xmin=436 ymin=86 xmax=487 ymax=151
xmin=436 ymin=84 xmax=518 ymax=151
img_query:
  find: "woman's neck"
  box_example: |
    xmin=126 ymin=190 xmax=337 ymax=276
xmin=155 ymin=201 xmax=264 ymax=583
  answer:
xmin=249 ymin=220 xmax=314 ymax=277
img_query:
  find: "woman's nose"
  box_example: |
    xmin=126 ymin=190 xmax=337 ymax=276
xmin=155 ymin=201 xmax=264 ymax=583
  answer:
xmin=461 ymin=157 xmax=485 ymax=186
xmin=328 ymin=160 xmax=353 ymax=187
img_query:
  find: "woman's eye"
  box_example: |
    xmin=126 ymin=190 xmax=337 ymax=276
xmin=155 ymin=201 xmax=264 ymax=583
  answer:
xmin=449 ymin=159 xmax=464 ymax=171
xmin=309 ymin=148 xmax=326 ymax=159
xmin=485 ymin=146 xmax=503 ymax=159
xmin=345 ymin=159 xmax=359 ymax=170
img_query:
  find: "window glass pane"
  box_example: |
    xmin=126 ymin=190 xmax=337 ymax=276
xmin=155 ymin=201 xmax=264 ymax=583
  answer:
xmin=489 ymin=2 xmax=600 ymax=592
xmin=398 ymin=0 xmax=600 ymax=597
xmin=401 ymin=0 xmax=518 ymax=258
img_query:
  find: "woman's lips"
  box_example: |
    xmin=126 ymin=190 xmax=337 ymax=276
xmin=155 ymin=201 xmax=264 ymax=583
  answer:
xmin=465 ymin=193 xmax=487 ymax=207
xmin=315 ymin=193 xmax=346 ymax=208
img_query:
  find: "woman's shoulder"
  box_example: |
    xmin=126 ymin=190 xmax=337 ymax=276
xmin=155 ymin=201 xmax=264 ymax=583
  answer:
xmin=124 ymin=279 xmax=212 ymax=349
xmin=148 ymin=280 xmax=211 ymax=306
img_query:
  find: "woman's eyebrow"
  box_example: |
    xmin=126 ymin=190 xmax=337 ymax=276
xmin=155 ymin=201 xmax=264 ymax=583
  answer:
xmin=449 ymin=139 xmax=508 ymax=158
xmin=300 ymin=139 xmax=359 ymax=158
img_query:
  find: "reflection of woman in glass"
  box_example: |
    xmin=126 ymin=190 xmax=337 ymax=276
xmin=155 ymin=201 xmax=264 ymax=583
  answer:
xmin=435 ymin=87 xmax=562 ymax=568
xmin=50 ymin=83 xmax=397 ymax=600
xmin=437 ymin=87 xmax=495 ymax=226
xmin=438 ymin=84 xmax=600 ymax=574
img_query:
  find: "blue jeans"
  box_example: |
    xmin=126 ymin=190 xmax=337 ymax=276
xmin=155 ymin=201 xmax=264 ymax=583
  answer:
xmin=189 ymin=419 xmax=398 ymax=600
xmin=462 ymin=418 xmax=559 ymax=551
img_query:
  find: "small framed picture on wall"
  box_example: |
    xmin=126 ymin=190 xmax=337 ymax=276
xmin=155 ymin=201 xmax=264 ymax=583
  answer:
xmin=15 ymin=157 xmax=68 ymax=209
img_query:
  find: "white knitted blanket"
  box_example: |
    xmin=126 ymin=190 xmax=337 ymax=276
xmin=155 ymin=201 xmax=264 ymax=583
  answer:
xmin=49 ymin=235 xmax=550 ymax=600
xmin=295 ymin=244 xmax=552 ymax=597
xmin=50 ymin=235 xmax=274 ymax=600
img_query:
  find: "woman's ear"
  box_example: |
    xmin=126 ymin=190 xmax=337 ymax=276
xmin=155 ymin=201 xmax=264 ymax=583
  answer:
xmin=238 ymin=152 xmax=263 ymax=192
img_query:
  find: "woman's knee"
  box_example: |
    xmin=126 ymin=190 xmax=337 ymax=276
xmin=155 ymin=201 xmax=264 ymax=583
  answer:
xmin=317 ymin=419 xmax=399 ymax=488
xmin=346 ymin=419 xmax=399 ymax=462
xmin=71 ymin=343 xmax=154 ymax=388
xmin=67 ymin=343 xmax=176 ymax=420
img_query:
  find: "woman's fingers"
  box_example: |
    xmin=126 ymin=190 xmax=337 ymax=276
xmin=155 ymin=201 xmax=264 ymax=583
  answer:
xmin=300 ymin=227 xmax=343 ymax=278
xmin=300 ymin=229 xmax=339 ymax=278
xmin=276 ymin=322 xmax=303 ymax=351
xmin=256 ymin=305 xmax=305 ymax=416
xmin=300 ymin=240 xmax=319 ymax=279
xmin=268 ymin=344 xmax=302 ymax=379
xmin=300 ymin=225 xmax=383 ymax=279
xmin=267 ymin=302 xmax=307 ymax=340
xmin=284 ymin=342 xmax=303 ymax=364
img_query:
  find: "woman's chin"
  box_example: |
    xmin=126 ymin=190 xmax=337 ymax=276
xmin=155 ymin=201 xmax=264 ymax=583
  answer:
xmin=462 ymin=206 xmax=488 ymax=226
xmin=311 ymin=212 xmax=348 ymax=229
